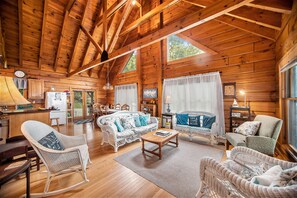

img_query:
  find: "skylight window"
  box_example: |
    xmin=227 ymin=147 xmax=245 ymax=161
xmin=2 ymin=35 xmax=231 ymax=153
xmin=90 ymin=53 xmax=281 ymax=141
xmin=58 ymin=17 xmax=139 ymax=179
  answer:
xmin=167 ymin=35 xmax=204 ymax=61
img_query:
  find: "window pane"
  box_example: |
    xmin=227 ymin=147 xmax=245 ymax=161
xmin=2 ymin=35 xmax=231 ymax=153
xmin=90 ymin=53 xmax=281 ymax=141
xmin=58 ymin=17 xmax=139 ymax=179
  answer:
xmin=288 ymin=100 xmax=297 ymax=150
xmin=168 ymin=35 xmax=204 ymax=61
xmin=122 ymin=51 xmax=136 ymax=73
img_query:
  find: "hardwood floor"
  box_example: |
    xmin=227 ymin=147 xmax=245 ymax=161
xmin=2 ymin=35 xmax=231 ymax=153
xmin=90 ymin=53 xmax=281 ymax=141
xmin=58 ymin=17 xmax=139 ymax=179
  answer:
xmin=1 ymin=122 xmax=177 ymax=198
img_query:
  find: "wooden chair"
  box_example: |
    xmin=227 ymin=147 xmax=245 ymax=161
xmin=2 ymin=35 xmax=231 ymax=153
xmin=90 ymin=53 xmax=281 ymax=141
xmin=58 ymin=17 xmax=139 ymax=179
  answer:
xmin=6 ymin=135 xmax=40 ymax=171
xmin=121 ymin=104 xmax=130 ymax=111
xmin=0 ymin=144 xmax=31 ymax=197
xmin=100 ymin=105 xmax=107 ymax=115
xmin=115 ymin=103 xmax=121 ymax=110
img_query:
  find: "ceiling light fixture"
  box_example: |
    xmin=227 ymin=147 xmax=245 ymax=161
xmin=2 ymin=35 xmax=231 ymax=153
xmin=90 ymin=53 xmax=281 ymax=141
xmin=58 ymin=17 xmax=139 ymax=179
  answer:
xmin=132 ymin=0 xmax=136 ymax=5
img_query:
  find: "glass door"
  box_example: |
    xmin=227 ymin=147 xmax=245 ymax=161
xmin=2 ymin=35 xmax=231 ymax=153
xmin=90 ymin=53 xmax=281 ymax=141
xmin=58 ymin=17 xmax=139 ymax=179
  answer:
xmin=74 ymin=90 xmax=83 ymax=120
xmin=73 ymin=90 xmax=95 ymax=120
xmin=85 ymin=91 xmax=94 ymax=118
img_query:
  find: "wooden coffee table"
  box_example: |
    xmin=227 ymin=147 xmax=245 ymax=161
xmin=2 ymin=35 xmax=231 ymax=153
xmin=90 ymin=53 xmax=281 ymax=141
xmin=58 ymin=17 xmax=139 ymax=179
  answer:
xmin=141 ymin=128 xmax=179 ymax=160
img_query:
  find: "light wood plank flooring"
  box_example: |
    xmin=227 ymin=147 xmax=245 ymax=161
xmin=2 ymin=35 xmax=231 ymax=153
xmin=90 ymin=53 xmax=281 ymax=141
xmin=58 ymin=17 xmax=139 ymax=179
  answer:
xmin=0 ymin=122 xmax=224 ymax=198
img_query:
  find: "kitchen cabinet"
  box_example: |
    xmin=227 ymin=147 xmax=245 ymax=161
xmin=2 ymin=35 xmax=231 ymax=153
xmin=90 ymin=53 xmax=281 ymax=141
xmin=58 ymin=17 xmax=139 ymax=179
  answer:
xmin=28 ymin=79 xmax=44 ymax=99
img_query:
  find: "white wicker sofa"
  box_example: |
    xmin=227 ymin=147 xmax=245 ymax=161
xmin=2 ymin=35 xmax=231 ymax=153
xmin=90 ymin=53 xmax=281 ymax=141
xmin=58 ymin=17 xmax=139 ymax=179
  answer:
xmin=173 ymin=111 xmax=219 ymax=145
xmin=97 ymin=111 xmax=158 ymax=152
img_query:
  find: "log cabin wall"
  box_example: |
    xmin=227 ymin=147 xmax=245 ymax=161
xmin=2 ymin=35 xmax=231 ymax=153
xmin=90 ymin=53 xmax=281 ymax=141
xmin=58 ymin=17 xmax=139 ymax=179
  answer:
xmin=275 ymin=1 xmax=297 ymax=152
xmin=0 ymin=0 xmax=107 ymax=105
xmin=108 ymin=0 xmax=279 ymax=132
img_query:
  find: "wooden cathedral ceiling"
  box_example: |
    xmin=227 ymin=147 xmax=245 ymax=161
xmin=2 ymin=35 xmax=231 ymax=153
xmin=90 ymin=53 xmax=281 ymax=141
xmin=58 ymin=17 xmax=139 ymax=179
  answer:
xmin=0 ymin=0 xmax=293 ymax=78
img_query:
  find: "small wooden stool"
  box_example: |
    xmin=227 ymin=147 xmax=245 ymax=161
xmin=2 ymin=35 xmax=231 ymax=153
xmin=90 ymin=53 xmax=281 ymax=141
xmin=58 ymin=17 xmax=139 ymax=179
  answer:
xmin=50 ymin=118 xmax=60 ymax=132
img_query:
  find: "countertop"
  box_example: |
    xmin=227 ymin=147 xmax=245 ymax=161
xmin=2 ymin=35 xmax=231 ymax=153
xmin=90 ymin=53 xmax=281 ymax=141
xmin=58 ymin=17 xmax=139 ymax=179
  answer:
xmin=2 ymin=109 xmax=51 ymax=115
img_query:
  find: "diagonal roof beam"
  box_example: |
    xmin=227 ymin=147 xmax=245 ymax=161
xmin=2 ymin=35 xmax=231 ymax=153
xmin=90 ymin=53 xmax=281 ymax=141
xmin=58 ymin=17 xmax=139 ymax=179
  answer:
xmin=216 ymin=15 xmax=276 ymax=41
xmin=68 ymin=0 xmax=90 ymax=73
xmin=247 ymin=0 xmax=292 ymax=14
xmin=108 ymin=0 xmax=134 ymax=53
xmin=80 ymin=25 xmax=103 ymax=53
xmin=120 ymin=0 xmax=180 ymax=36
xmin=39 ymin=0 xmax=49 ymax=69
xmin=95 ymin=0 xmax=128 ymax=27
xmin=183 ymin=0 xmax=278 ymax=40
xmin=68 ymin=0 xmax=254 ymax=77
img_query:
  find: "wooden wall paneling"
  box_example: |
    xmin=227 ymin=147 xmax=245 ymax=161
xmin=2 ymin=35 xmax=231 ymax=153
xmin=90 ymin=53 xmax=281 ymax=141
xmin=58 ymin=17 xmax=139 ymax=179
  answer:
xmin=136 ymin=49 xmax=142 ymax=110
xmin=68 ymin=0 xmax=90 ymax=73
xmin=18 ymin=0 xmax=23 ymax=66
xmin=53 ymin=2 xmax=71 ymax=71
xmin=69 ymin=0 xmax=254 ymax=76
xmin=39 ymin=0 xmax=48 ymax=69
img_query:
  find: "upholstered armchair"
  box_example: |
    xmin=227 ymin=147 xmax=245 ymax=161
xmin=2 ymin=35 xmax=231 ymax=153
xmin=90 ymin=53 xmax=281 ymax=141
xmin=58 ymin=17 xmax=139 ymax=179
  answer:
xmin=226 ymin=115 xmax=282 ymax=155
xmin=21 ymin=120 xmax=90 ymax=197
xmin=197 ymin=147 xmax=297 ymax=198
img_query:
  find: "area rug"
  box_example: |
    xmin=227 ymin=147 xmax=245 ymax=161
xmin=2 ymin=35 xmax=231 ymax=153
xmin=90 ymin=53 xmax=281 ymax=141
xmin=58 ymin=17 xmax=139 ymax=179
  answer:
xmin=115 ymin=139 xmax=224 ymax=198
xmin=74 ymin=119 xmax=93 ymax=125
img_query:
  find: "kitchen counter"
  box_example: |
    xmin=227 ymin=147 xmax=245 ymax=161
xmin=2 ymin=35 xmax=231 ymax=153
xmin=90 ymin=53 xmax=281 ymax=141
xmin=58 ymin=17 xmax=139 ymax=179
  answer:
xmin=3 ymin=109 xmax=50 ymax=137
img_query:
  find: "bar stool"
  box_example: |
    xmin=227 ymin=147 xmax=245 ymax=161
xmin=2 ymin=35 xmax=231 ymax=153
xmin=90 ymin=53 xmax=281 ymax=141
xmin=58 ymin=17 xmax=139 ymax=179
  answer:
xmin=50 ymin=117 xmax=60 ymax=132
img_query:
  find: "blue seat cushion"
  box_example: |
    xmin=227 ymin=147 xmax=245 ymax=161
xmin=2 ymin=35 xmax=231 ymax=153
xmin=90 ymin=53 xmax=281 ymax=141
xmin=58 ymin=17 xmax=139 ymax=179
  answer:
xmin=134 ymin=116 xmax=141 ymax=127
xmin=114 ymin=119 xmax=124 ymax=132
xmin=203 ymin=115 xmax=216 ymax=129
xmin=189 ymin=116 xmax=200 ymax=127
xmin=139 ymin=115 xmax=149 ymax=126
xmin=176 ymin=114 xmax=189 ymax=125
xmin=38 ymin=131 xmax=64 ymax=150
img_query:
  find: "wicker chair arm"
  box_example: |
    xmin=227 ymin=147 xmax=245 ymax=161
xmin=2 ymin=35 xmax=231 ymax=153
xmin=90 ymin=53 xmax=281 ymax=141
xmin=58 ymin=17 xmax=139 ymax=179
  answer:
xmin=101 ymin=124 xmax=117 ymax=139
xmin=58 ymin=134 xmax=87 ymax=148
xmin=200 ymin=157 xmax=297 ymax=198
xmin=231 ymin=147 xmax=297 ymax=169
xmin=210 ymin=122 xmax=219 ymax=135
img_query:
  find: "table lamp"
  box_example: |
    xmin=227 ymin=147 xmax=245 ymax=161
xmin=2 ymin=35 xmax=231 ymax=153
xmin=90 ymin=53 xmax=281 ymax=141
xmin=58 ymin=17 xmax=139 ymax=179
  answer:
xmin=165 ymin=95 xmax=171 ymax=113
xmin=0 ymin=76 xmax=31 ymax=112
xmin=239 ymin=90 xmax=247 ymax=107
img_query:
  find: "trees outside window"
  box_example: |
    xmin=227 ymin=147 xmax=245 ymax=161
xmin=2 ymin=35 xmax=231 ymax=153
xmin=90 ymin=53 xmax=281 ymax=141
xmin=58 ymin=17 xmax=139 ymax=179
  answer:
xmin=122 ymin=51 xmax=136 ymax=73
xmin=168 ymin=35 xmax=204 ymax=61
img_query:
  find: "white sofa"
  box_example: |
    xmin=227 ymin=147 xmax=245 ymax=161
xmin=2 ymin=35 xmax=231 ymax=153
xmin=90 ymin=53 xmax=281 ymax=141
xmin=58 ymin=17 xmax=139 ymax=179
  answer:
xmin=97 ymin=111 xmax=158 ymax=152
xmin=173 ymin=111 xmax=219 ymax=145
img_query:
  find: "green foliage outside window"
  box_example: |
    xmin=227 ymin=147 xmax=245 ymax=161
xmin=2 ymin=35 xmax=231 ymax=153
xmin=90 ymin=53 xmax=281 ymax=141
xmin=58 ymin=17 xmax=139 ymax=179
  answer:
xmin=168 ymin=35 xmax=204 ymax=61
xmin=122 ymin=51 xmax=136 ymax=73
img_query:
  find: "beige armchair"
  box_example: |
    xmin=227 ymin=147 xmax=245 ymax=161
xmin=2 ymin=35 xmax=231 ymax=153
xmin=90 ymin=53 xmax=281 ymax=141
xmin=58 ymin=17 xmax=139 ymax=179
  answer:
xmin=226 ymin=115 xmax=282 ymax=156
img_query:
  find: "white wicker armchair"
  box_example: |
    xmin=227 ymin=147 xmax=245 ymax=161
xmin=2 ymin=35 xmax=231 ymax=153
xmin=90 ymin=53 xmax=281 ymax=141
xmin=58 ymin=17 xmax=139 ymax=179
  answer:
xmin=197 ymin=147 xmax=297 ymax=198
xmin=21 ymin=120 xmax=91 ymax=197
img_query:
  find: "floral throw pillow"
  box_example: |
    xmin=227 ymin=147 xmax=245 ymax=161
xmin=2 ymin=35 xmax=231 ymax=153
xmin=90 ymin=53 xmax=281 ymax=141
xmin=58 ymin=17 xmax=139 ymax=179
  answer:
xmin=121 ymin=116 xmax=136 ymax=129
xmin=235 ymin=121 xmax=261 ymax=136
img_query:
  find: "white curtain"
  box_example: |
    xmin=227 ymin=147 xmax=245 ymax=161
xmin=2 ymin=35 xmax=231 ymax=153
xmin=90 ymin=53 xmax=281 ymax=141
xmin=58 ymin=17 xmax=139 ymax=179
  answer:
xmin=114 ymin=83 xmax=138 ymax=111
xmin=162 ymin=72 xmax=225 ymax=136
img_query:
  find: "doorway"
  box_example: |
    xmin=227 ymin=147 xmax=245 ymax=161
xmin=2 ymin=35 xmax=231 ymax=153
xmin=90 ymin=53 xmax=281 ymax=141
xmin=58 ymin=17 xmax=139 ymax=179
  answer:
xmin=73 ymin=90 xmax=95 ymax=120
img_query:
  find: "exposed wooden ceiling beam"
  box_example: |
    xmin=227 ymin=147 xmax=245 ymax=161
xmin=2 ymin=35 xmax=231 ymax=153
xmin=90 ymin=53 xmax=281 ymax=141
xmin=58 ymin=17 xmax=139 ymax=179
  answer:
xmin=68 ymin=0 xmax=253 ymax=77
xmin=120 ymin=0 xmax=180 ymax=36
xmin=18 ymin=0 xmax=23 ymax=66
xmin=53 ymin=0 xmax=75 ymax=71
xmin=183 ymin=0 xmax=282 ymax=30
xmin=183 ymin=0 xmax=279 ymax=40
xmin=80 ymin=25 xmax=103 ymax=53
xmin=95 ymin=0 xmax=128 ymax=27
xmin=177 ymin=33 xmax=218 ymax=55
xmin=102 ymin=0 xmax=108 ymax=50
xmin=247 ymin=0 xmax=292 ymax=14
xmin=216 ymin=15 xmax=276 ymax=41
xmin=39 ymin=0 xmax=48 ymax=69
xmin=108 ymin=0 xmax=134 ymax=53
xmin=68 ymin=0 xmax=90 ymax=73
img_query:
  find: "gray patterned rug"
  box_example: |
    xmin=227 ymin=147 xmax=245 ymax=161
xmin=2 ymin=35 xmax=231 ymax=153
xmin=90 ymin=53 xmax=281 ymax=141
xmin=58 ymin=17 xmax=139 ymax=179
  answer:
xmin=115 ymin=139 xmax=224 ymax=198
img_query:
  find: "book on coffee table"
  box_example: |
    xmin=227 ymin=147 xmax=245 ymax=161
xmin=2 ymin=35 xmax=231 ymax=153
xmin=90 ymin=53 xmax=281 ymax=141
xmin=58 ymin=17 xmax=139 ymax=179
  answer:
xmin=154 ymin=130 xmax=172 ymax=137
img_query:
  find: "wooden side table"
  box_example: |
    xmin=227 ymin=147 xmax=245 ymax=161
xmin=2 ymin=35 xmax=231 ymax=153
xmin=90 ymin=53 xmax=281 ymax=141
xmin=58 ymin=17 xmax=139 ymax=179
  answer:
xmin=161 ymin=113 xmax=175 ymax=129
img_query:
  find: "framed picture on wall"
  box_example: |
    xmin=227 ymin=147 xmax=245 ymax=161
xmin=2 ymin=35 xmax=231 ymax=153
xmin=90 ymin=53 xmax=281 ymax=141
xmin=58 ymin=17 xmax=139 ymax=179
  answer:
xmin=223 ymin=82 xmax=236 ymax=99
xmin=143 ymin=88 xmax=158 ymax=99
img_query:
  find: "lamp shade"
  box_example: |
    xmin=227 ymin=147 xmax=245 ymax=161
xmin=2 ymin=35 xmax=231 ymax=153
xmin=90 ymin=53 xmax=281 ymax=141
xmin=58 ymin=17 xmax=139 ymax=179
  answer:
xmin=165 ymin=95 xmax=171 ymax=104
xmin=0 ymin=76 xmax=31 ymax=106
